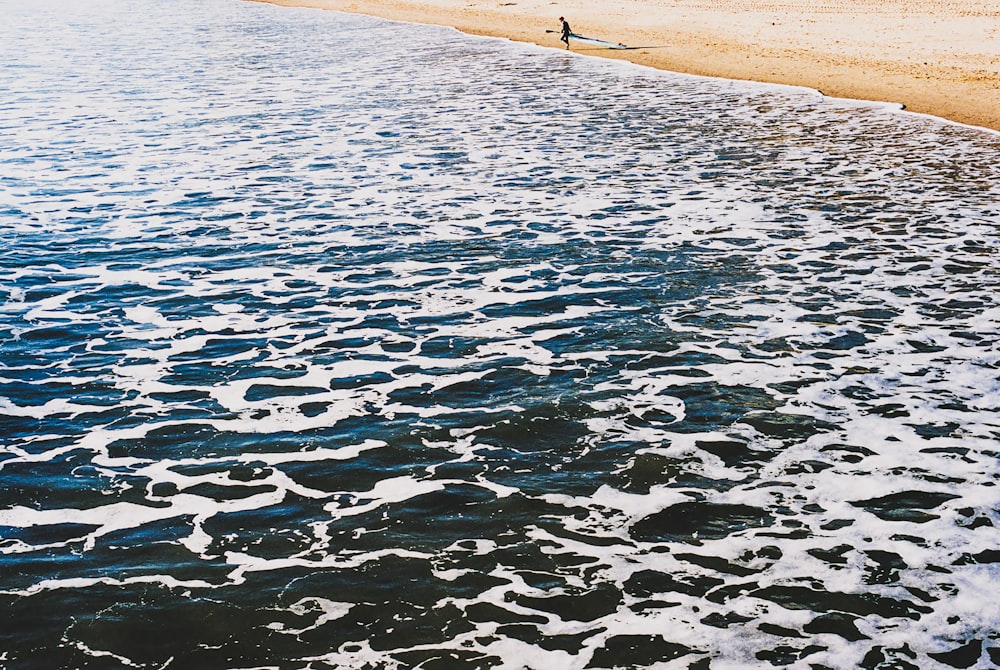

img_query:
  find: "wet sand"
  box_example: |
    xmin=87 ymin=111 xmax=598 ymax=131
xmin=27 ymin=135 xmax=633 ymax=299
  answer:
xmin=252 ymin=0 xmax=1000 ymax=133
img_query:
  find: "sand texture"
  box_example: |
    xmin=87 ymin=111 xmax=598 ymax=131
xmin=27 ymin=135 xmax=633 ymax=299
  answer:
xmin=253 ymin=0 xmax=1000 ymax=133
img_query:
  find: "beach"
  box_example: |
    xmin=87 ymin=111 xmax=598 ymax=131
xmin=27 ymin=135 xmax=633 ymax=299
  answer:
xmin=254 ymin=0 xmax=1000 ymax=133
xmin=5 ymin=1 xmax=1000 ymax=667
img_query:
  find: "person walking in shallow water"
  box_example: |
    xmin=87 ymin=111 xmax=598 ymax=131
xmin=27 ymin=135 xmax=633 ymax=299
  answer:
xmin=559 ymin=16 xmax=571 ymax=48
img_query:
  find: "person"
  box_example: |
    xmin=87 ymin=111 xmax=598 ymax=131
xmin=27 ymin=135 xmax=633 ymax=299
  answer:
xmin=559 ymin=17 xmax=571 ymax=48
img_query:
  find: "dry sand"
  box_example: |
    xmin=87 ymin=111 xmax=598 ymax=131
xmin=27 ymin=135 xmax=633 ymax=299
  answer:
xmin=254 ymin=0 xmax=1000 ymax=133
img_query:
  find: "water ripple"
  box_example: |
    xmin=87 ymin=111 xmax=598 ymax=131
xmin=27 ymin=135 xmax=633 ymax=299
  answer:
xmin=1 ymin=0 xmax=999 ymax=668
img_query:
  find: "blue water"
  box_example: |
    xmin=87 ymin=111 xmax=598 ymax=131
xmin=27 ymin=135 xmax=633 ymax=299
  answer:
xmin=2 ymin=0 xmax=1000 ymax=668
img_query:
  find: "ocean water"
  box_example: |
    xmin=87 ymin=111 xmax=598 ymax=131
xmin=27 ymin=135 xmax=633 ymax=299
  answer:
xmin=1 ymin=0 xmax=999 ymax=668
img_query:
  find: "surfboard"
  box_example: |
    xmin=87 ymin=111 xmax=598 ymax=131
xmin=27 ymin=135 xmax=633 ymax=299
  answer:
xmin=569 ymin=33 xmax=628 ymax=49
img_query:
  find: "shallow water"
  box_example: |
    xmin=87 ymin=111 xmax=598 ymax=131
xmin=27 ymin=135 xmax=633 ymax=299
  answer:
xmin=1 ymin=0 xmax=999 ymax=668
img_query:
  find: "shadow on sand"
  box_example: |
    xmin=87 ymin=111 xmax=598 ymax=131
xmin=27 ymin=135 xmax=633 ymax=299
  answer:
xmin=570 ymin=45 xmax=670 ymax=51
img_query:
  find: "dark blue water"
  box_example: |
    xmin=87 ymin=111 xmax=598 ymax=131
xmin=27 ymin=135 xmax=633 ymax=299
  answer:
xmin=2 ymin=0 xmax=1000 ymax=668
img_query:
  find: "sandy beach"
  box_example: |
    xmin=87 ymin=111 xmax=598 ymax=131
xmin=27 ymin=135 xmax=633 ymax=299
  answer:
xmin=252 ymin=0 xmax=1000 ymax=133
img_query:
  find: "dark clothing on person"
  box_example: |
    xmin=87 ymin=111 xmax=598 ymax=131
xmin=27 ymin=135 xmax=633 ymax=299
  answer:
xmin=560 ymin=18 xmax=571 ymax=48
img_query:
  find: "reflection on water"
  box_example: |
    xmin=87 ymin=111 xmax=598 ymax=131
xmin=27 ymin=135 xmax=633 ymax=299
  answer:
xmin=1 ymin=0 xmax=999 ymax=668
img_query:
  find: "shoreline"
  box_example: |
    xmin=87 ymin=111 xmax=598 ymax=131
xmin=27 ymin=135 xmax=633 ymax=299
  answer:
xmin=251 ymin=0 xmax=1000 ymax=135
